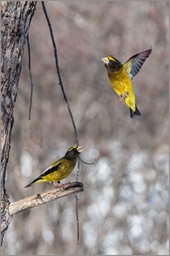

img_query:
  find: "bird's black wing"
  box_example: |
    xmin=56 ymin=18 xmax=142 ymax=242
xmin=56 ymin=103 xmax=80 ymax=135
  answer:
xmin=124 ymin=48 xmax=152 ymax=80
xmin=41 ymin=162 xmax=62 ymax=177
xmin=24 ymin=162 xmax=62 ymax=188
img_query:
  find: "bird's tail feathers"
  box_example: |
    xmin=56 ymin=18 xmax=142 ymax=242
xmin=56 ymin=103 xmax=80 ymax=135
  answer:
xmin=130 ymin=105 xmax=141 ymax=118
xmin=24 ymin=176 xmax=42 ymax=188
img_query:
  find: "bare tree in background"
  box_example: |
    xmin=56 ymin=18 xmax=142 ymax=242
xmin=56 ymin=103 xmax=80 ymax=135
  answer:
xmin=1 ymin=1 xmax=168 ymax=254
xmin=1 ymin=1 xmax=37 ymax=245
xmin=1 ymin=1 xmax=84 ymax=246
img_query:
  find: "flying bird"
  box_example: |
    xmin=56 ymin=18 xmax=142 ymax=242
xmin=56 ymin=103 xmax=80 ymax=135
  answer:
xmin=101 ymin=48 xmax=152 ymax=117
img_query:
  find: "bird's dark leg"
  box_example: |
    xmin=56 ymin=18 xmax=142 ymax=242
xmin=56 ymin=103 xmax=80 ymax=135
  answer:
xmin=53 ymin=181 xmax=65 ymax=189
xmin=119 ymin=94 xmax=124 ymax=102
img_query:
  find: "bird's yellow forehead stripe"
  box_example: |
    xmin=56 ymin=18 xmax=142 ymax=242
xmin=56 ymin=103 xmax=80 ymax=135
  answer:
xmin=68 ymin=145 xmax=84 ymax=153
xmin=108 ymin=56 xmax=117 ymax=62
xmin=68 ymin=146 xmax=77 ymax=151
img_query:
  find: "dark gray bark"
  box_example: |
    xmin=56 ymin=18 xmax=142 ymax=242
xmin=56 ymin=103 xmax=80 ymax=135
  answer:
xmin=1 ymin=1 xmax=37 ymax=245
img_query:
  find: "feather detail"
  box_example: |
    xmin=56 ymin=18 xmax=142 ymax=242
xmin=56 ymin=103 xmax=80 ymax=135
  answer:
xmin=124 ymin=48 xmax=152 ymax=79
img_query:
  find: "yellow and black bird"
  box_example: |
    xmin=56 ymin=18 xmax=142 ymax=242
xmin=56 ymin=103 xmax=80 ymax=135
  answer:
xmin=101 ymin=48 xmax=152 ymax=118
xmin=25 ymin=145 xmax=84 ymax=188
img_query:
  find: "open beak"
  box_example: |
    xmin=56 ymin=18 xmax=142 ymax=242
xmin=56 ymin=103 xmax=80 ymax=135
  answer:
xmin=101 ymin=57 xmax=109 ymax=64
xmin=77 ymin=146 xmax=84 ymax=153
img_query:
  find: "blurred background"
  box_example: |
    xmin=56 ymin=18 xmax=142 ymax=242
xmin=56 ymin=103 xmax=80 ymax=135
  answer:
xmin=3 ymin=1 xmax=169 ymax=255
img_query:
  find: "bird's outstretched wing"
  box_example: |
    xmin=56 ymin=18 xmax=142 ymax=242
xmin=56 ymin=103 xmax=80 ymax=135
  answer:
xmin=124 ymin=48 xmax=152 ymax=80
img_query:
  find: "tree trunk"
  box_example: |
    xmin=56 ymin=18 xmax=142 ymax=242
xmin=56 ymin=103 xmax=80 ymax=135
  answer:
xmin=1 ymin=1 xmax=37 ymax=245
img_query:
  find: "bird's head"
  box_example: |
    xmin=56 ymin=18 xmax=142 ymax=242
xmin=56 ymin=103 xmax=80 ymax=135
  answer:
xmin=65 ymin=145 xmax=84 ymax=160
xmin=101 ymin=55 xmax=121 ymax=71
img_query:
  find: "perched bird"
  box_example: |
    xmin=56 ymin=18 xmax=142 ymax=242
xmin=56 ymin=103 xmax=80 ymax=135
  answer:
xmin=101 ymin=48 xmax=152 ymax=118
xmin=24 ymin=145 xmax=84 ymax=188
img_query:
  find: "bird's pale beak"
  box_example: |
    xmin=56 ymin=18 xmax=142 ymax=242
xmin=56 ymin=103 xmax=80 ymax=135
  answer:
xmin=77 ymin=146 xmax=84 ymax=153
xmin=101 ymin=57 xmax=109 ymax=64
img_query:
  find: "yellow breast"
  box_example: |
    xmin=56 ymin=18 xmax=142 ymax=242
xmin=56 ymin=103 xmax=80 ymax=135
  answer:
xmin=108 ymin=68 xmax=136 ymax=111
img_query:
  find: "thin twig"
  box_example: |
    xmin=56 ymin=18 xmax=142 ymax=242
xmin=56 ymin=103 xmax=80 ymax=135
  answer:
xmin=75 ymin=158 xmax=81 ymax=243
xmin=41 ymin=1 xmax=81 ymax=243
xmin=41 ymin=1 xmax=79 ymax=145
xmin=75 ymin=194 xmax=79 ymax=243
xmin=27 ymin=34 xmax=34 ymax=120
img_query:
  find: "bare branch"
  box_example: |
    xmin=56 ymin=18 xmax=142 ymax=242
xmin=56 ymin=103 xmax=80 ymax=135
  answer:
xmin=9 ymin=182 xmax=84 ymax=216
xmin=41 ymin=3 xmax=81 ymax=243
xmin=27 ymin=33 xmax=34 ymax=120
xmin=41 ymin=2 xmax=79 ymax=146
